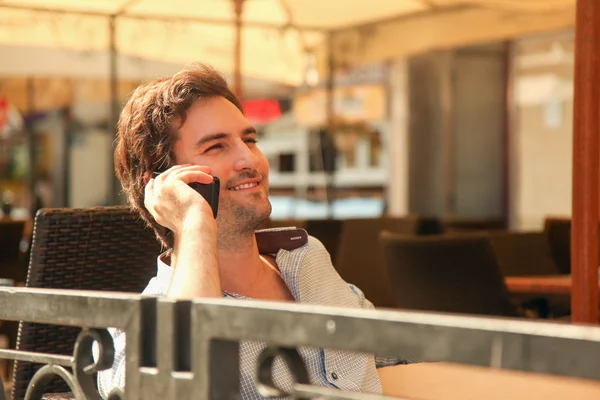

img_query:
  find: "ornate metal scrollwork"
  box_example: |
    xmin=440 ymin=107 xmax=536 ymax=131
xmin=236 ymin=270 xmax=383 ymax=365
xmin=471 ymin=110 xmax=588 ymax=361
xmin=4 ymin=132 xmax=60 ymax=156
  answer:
xmin=25 ymin=364 xmax=82 ymax=400
xmin=73 ymin=328 xmax=116 ymax=400
xmin=255 ymin=346 xmax=397 ymax=400
xmin=20 ymin=328 xmax=117 ymax=400
xmin=255 ymin=346 xmax=310 ymax=399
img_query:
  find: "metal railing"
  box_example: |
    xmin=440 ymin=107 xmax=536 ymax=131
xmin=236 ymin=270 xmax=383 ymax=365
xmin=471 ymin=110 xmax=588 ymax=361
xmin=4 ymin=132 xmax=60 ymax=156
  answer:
xmin=1 ymin=287 xmax=600 ymax=399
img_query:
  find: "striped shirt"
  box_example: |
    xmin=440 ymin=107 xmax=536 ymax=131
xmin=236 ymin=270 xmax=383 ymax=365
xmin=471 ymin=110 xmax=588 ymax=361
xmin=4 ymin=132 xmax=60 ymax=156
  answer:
xmin=97 ymin=228 xmax=408 ymax=399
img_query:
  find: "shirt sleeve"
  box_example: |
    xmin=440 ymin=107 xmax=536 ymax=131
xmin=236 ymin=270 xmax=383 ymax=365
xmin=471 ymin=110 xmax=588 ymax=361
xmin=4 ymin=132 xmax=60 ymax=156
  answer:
xmin=347 ymin=283 xmax=419 ymax=368
xmin=347 ymin=283 xmax=376 ymax=310
xmin=95 ymin=327 xmax=127 ymax=399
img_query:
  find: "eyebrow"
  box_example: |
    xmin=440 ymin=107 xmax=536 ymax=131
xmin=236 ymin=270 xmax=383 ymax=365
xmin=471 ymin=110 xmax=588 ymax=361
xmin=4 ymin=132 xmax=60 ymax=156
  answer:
xmin=195 ymin=127 xmax=257 ymax=147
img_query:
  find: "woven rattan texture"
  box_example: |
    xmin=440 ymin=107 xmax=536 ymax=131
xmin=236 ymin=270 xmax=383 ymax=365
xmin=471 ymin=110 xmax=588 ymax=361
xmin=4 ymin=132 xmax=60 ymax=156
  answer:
xmin=11 ymin=206 xmax=162 ymax=399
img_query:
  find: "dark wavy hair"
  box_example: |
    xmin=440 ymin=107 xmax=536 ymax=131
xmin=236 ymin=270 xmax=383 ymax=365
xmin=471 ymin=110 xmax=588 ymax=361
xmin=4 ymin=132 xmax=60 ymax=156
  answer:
xmin=114 ymin=63 xmax=242 ymax=248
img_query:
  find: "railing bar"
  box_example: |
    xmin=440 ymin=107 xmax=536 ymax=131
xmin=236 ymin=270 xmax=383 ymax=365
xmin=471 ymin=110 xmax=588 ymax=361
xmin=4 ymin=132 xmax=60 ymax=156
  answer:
xmin=0 ymin=349 xmax=73 ymax=366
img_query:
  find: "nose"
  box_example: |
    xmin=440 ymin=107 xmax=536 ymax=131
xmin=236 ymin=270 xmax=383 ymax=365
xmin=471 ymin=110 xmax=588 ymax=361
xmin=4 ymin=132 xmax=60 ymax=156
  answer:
xmin=233 ymin=140 xmax=260 ymax=171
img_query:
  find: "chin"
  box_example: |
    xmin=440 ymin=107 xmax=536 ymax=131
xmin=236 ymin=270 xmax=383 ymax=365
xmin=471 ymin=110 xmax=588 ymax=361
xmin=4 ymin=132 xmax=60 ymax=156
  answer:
xmin=249 ymin=199 xmax=272 ymax=229
xmin=219 ymin=197 xmax=272 ymax=233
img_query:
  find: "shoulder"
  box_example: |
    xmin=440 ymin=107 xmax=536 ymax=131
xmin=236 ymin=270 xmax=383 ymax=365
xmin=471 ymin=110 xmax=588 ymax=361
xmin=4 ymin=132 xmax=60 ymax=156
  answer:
xmin=301 ymin=234 xmax=333 ymax=265
xmin=298 ymin=234 xmax=338 ymax=278
xmin=307 ymin=234 xmax=327 ymax=252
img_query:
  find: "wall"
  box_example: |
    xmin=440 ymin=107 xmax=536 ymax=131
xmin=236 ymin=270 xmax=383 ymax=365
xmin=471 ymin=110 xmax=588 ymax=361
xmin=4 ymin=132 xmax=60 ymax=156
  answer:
xmin=510 ymin=31 xmax=574 ymax=230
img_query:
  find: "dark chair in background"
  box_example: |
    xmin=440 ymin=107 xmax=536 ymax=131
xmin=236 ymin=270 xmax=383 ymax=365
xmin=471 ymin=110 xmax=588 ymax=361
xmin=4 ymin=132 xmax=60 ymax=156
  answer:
xmin=441 ymin=217 xmax=507 ymax=234
xmin=305 ymin=219 xmax=343 ymax=265
xmin=335 ymin=216 xmax=421 ymax=308
xmin=0 ymin=220 xmax=27 ymax=283
xmin=11 ymin=206 xmax=162 ymax=400
xmin=488 ymin=231 xmax=565 ymax=318
xmin=380 ymin=231 xmax=520 ymax=317
xmin=543 ymin=217 xmax=572 ymax=274
xmin=487 ymin=231 xmax=562 ymax=277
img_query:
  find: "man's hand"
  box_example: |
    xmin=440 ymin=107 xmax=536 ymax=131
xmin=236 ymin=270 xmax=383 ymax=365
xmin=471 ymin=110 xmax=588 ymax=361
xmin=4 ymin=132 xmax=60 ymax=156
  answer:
xmin=144 ymin=164 xmax=215 ymax=238
xmin=145 ymin=164 xmax=221 ymax=299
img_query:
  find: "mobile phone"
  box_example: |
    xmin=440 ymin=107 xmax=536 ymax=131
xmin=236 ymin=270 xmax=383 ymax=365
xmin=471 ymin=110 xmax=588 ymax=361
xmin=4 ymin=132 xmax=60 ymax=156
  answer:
xmin=152 ymin=172 xmax=219 ymax=218
xmin=189 ymin=177 xmax=220 ymax=219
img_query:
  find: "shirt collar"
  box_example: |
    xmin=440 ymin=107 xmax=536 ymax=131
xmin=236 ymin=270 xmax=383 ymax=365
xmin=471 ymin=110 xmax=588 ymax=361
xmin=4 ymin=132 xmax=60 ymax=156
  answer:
xmin=157 ymin=252 xmax=173 ymax=282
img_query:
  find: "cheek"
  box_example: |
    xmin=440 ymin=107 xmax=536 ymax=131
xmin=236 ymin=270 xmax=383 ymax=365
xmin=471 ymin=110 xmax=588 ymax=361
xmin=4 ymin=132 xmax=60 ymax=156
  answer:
xmin=257 ymin=152 xmax=270 ymax=174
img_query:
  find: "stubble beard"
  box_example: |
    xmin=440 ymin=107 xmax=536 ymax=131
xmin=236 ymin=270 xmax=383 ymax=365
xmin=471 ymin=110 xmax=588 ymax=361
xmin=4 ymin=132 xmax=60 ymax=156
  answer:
xmin=216 ymin=190 xmax=272 ymax=251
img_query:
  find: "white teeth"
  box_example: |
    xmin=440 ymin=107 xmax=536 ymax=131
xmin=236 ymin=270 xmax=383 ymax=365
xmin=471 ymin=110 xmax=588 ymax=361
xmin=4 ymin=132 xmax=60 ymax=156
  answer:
xmin=230 ymin=182 xmax=258 ymax=191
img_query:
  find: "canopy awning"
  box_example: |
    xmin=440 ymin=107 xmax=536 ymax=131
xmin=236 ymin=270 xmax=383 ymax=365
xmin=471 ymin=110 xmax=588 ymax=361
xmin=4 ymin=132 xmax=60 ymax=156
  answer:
xmin=0 ymin=0 xmax=576 ymax=85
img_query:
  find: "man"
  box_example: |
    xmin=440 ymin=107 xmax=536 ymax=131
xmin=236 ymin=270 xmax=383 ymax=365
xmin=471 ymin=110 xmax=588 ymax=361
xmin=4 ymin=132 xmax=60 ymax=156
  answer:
xmin=100 ymin=63 xmax=410 ymax=399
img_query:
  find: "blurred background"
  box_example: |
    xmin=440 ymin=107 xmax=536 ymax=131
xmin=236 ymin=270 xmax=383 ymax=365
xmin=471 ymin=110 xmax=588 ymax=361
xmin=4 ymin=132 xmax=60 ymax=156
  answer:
xmin=0 ymin=0 xmax=575 ymax=228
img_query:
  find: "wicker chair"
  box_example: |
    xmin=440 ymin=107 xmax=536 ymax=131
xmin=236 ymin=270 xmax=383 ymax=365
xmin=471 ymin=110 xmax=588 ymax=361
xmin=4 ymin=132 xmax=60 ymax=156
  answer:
xmin=380 ymin=231 xmax=520 ymax=317
xmin=11 ymin=206 xmax=162 ymax=400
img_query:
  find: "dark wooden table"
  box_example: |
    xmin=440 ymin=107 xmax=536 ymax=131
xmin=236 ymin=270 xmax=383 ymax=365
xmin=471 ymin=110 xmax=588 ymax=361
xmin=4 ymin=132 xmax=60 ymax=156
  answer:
xmin=505 ymin=275 xmax=600 ymax=295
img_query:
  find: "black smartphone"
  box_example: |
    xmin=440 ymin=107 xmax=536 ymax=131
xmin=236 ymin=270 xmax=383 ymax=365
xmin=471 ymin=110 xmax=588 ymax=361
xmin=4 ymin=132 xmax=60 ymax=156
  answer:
xmin=189 ymin=177 xmax=219 ymax=219
xmin=152 ymin=172 xmax=219 ymax=218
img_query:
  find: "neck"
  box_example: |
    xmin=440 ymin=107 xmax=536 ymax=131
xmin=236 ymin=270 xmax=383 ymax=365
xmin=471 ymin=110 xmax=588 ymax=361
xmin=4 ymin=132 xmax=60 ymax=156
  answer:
xmin=217 ymin=233 xmax=264 ymax=294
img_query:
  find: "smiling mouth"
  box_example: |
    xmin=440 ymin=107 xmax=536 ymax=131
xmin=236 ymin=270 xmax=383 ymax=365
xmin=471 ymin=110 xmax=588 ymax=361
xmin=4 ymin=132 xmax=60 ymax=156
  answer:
xmin=229 ymin=182 xmax=259 ymax=191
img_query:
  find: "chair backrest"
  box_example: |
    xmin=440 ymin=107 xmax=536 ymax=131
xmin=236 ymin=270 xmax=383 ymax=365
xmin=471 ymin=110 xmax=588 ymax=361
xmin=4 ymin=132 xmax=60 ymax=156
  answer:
xmin=487 ymin=231 xmax=562 ymax=277
xmin=335 ymin=216 xmax=421 ymax=308
xmin=305 ymin=219 xmax=343 ymax=265
xmin=380 ymin=231 xmax=520 ymax=317
xmin=12 ymin=206 xmax=162 ymax=399
xmin=441 ymin=217 xmax=507 ymax=233
xmin=543 ymin=218 xmax=572 ymax=274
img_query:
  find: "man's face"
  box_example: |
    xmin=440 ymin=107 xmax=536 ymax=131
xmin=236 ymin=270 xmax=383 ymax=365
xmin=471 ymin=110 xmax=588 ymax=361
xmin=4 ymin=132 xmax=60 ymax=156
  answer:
xmin=173 ymin=96 xmax=271 ymax=239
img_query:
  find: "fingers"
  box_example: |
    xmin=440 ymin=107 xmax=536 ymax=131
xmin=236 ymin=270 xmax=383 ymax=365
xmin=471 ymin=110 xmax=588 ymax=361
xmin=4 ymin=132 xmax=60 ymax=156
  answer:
xmin=153 ymin=165 xmax=213 ymax=185
xmin=144 ymin=164 xmax=216 ymax=231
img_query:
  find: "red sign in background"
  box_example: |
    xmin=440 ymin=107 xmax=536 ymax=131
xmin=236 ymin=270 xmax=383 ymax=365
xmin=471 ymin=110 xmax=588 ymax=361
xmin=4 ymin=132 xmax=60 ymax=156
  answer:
xmin=243 ymin=99 xmax=281 ymax=125
xmin=0 ymin=96 xmax=8 ymax=130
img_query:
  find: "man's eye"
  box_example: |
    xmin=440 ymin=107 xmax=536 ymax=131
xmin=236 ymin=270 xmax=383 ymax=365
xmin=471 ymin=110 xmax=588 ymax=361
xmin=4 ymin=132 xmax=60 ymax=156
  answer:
xmin=244 ymin=138 xmax=258 ymax=144
xmin=205 ymin=144 xmax=223 ymax=152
